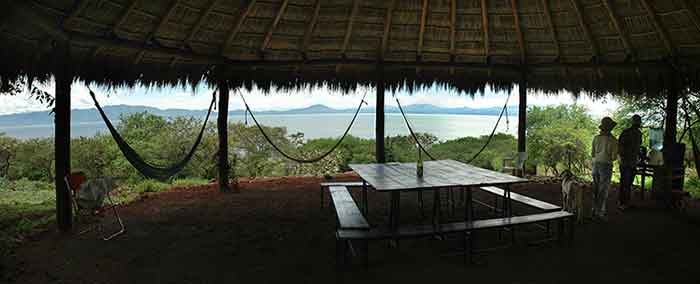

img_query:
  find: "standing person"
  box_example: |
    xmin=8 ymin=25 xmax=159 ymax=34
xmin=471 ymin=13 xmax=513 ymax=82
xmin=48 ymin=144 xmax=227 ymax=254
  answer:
xmin=591 ymin=117 xmax=618 ymax=221
xmin=618 ymin=114 xmax=643 ymax=211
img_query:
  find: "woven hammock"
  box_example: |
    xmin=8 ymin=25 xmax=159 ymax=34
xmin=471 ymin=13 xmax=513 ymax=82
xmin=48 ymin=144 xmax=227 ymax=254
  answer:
xmin=88 ymin=88 xmax=216 ymax=181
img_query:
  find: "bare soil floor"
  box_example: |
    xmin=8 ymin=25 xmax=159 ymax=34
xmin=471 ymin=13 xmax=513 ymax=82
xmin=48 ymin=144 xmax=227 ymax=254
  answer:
xmin=4 ymin=174 xmax=700 ymax=284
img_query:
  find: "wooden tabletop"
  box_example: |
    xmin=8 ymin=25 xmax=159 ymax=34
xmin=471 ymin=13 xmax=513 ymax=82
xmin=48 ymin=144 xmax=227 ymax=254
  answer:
xmin=349 ymin=159 xmax=528 ymax=192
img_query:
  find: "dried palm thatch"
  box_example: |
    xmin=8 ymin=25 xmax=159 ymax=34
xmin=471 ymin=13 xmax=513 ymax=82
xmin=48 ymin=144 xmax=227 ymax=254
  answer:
xmin=2 ymin=0 xmax=700 ymax=96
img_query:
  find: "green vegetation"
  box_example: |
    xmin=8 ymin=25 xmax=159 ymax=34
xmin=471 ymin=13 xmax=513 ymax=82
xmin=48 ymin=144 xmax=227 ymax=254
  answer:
xmin=1 ymin=102 xmax=699 ymax=255
xmin=526 ymin=104 xmax=597 ymax=176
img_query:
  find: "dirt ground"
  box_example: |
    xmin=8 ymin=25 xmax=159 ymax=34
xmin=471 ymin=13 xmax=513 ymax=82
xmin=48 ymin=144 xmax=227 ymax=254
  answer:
xmin=4 ymin=173 xmax=700 ymax=284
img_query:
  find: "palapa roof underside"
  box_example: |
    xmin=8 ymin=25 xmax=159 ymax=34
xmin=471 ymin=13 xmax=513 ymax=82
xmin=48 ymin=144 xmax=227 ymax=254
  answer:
xmin=3 ymin=0 xmax=700 ymax=96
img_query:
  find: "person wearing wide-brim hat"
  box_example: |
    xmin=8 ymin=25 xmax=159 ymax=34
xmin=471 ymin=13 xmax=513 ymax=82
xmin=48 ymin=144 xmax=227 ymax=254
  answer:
xmin=591 ymin=116 xmax=618 ymax=221
xmin=618 ymin=115 xmax=643 ymax=211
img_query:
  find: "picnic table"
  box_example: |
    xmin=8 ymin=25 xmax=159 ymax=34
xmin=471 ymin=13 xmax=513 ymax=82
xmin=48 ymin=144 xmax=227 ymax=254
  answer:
xmin=349 ymin=159 xmax=528 ymax=233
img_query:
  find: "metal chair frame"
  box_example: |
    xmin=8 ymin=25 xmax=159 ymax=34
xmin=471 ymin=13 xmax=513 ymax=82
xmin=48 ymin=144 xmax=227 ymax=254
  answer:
xmin=64 ymin=173 xmax=125 ymax=240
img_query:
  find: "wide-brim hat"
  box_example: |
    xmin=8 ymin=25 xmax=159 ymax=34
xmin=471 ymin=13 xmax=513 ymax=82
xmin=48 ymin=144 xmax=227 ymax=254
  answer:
xmin=599 ymin=117 xmax=617 ymax=131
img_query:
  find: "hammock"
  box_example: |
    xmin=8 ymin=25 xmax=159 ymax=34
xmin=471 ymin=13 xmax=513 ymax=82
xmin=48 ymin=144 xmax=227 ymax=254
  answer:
xmin=395 ymin=92 xmax=512 ymax=164
xmin=239 ymin=89 xmax=367 ymax=163
xmin=88 ymin=88 xmax=216 ymax=181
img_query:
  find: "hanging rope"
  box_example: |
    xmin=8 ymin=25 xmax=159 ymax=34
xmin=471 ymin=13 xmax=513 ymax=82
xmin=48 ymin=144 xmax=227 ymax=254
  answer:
xmin=395 ymin=97 xmax=437 ymax=161
xmin=395 ymin=91 xmax=512 ymax=164
xmin=238 ymin=90 xmax=368 ymax=163
xmin=87 ymin=88 xmax=216 ymax=181
xmin=464 ymin=93 xmax=512 ymax=163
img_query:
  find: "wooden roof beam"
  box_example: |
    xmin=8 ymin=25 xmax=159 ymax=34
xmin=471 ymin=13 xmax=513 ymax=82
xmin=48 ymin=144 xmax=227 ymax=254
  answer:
xmin=133 ymin=50 xmax=146 ymax=65
xmin=641 ymin=0 xmax=675 ymax=57
xmin=449 ymin=0 xmax=456 ymax=74
xmin=134 ymin=0 xmax=180 ymax=65
xmin=184 ymin=0 xmax=219 ymax=48
xmin=681 ymin=0 xmax=700 ymax=33
xmin=601 ymin=0 xmax=635 ymax=60
xmin=221 ymin=0 xmax=257 ymax=56
xmin=541 ymin=0 xmax=560 ymax=60
xmin=510 ymin=0 xmax=525 ymax=64
xmin=449 ymin=0 xmax=456 ymax=57
xmin=261 ymin=0 xmax=290 ymax=53
xmin=379 ymin=0 xmax=397 ymax=61
xmin=63 ymin=30 xmax=681 ymax=71
xmin=112 ymin=0 xmax=139 ymax=35
xmin=340 ymin=0 xmax=362 ymax=56
xmin=569 ymin=0 xmax=599 ymax=60
xmin=480 ymin=0 xmax=490 ymax=61
xmin=8 ymin=1 xmax=69 ymax=42
xmin=337 ymin=0 xmax=362 ymax=73
xmin=301 ymin=0 xmax=322 ymax=59
xmin=417 ymin=0 xmax=429 ymax=59
xmin=152 ymin=0 xmax=181 ymax=41
xmin=63 ymin=0 xmax=91 ymax=28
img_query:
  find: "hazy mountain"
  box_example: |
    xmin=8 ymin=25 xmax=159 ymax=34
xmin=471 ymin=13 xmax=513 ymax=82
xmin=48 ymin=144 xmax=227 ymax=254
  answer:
xmin=0 ymin=104 xmax=518 ymax=127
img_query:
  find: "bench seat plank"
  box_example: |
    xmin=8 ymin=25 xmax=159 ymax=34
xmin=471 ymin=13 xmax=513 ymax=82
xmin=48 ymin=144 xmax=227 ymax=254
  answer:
xmin=480 ymin=186 xmax=561 ymax=212
xmin=329 ymin=186 xmax=370 ymax=230
xmin=321 ymin=181 xmax=364 ymax=188
xmin=471 ymin=211 xmax=572 ymax=229
xmin=338 ymin=211 xmax=573 ymax=240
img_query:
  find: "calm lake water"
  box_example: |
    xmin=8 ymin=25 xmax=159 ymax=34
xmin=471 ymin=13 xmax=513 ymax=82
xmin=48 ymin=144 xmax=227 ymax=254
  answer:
xmin=0 ymin=113 xmax=518 ymax=141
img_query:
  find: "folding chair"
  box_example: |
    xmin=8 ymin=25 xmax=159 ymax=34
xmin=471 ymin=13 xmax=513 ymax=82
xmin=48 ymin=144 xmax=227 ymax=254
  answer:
xmin=64 ymin=172 xmax=125 ymax=240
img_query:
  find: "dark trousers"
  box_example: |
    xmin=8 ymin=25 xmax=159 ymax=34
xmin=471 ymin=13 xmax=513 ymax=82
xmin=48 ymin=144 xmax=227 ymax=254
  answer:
xmin=619 ymin=166 xmax=635 ymax=206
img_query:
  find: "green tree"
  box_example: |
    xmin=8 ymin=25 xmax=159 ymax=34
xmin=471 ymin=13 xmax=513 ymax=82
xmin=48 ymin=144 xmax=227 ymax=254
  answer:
xmin=526 ymin=104 xmax=597 ymax=175
xmin=9 ymin=138 xmax=54 ymax=181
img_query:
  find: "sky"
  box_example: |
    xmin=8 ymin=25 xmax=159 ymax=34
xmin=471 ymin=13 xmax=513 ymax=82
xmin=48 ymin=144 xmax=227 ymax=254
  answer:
xmin=0 ymin=80 xmax=620 ymax=117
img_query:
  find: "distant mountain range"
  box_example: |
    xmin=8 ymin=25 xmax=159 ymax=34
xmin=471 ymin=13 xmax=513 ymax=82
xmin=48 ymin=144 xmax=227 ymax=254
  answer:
xmin=0 ymin=104 xmax=518 ymax=127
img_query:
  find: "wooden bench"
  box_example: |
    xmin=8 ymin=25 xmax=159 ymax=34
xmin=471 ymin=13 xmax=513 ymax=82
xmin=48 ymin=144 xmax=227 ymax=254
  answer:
xmin=479 ymin=186 xmax=562 ymax=212
xmin=329 ymin=185 xmax=371 ymax=269
xmin=336 ymin=211 xmax=574 ymax=266
xmin=329 ymin=186 xmax=370 ymax=230
xmin=320 ymin=181 xmax=364 ymax=209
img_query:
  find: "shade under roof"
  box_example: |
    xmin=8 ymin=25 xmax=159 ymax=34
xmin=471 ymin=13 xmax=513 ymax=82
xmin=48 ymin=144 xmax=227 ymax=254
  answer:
xmin=2 ymin=0 xmax=700 ymax=96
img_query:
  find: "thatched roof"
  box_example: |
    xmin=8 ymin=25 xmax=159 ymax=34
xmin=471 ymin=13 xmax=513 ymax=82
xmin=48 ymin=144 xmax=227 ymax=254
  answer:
xmin=2 ymin=0 xmax=700 ymax=96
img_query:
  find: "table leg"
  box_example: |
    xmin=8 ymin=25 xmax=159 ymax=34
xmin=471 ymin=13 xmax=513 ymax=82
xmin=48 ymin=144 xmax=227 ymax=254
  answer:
xmin=433 ymin=189 xmax=441 ymax=230
xmin=390 ymin=191 xmax=401 ymax=248
xmin=640 ymin=173 xmax=646 ymax=200
xmin=362 ymin=181 xmax=368 ymax=216
xmin=449 ymin=187 xmax=456 ymax=217
xmin=464 ymin=187 xmax=472 ymax=223
xmin=418 ymin=190 xmax=425 ymax=219
xmin=505 ymin=184 xmax=512 ymax=217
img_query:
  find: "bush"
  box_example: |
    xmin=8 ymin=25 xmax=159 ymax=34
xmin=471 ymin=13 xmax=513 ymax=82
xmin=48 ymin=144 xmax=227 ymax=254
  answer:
xmin=686 ymin=176 xmax=700 ymax=199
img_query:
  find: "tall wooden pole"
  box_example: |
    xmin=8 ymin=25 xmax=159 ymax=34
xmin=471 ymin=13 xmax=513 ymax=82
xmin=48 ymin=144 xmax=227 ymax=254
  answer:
xmin=376 ymin=72 xmax=386 ymax=163
xmin=54 ymin=47 xmax=73 ymax=232
xmin=663 ymin=70 xmax=679 ymax=166
xmin=218 ymin=80 xmax=235 ymax=192
xmin=517 ymin=72 xmax=528 ymax=176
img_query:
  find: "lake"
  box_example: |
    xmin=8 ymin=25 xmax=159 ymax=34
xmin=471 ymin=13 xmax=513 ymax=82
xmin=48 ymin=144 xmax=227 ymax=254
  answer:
xmin=0 ymin=113 xmax=518 ymax=141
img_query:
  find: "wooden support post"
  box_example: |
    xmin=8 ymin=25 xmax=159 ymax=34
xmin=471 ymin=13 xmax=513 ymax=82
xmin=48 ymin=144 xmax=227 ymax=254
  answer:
xmin=517 ymin=72 xmax=527 ymax=176
xmin=376 ymin=72 xmax=386 ymax=163
xmin=218 ymin=81 xmax=235 ymax=192
xmin=663 ymin=70 xmax=679 ymax=165
xmin=54 ymin=51 xmax=73 ymax=232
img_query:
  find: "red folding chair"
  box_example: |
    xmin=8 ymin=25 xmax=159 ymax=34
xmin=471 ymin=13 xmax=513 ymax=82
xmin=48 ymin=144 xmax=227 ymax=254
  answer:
xmin=64 ymin=172 xmax=125 ymax=240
